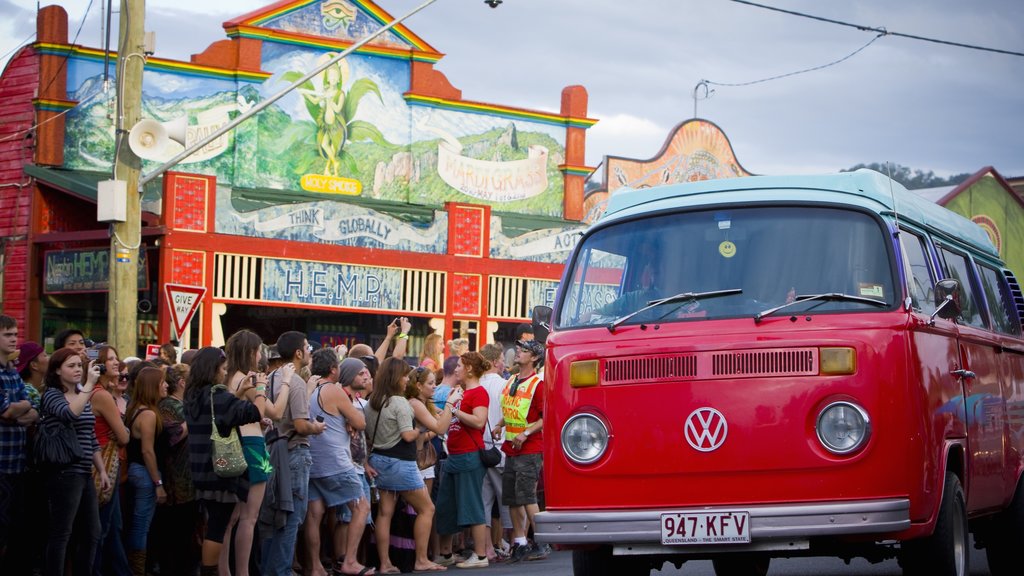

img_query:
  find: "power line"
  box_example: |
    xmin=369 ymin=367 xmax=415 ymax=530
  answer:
xmin=0 ymin=32 xmax=37 ymax=65
xmin=729 ymin=0 xmax=1024 ymax=58
xmin=704 ymin=32 xmax=885 ymax=88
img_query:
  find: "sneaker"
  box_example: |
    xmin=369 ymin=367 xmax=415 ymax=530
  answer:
xmin=526 ymin=543 xmax=551 ymax=561
xmin=436 ymin=553 xmax=465 ymax=567
xmin=455 ymin=555 xmax=489 ymax=569
xmin=508 ymin=543 xmax=529 ymax=563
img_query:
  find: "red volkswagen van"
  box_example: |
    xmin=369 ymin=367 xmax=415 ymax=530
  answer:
xmin=534 ymin=171 xmax=1024 ymax=576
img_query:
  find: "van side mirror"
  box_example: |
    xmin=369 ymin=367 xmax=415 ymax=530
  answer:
xmin=929 ymin=279 xmax=962 ymax=325
xmin=532 ymin=305 xmax=552 ymax=344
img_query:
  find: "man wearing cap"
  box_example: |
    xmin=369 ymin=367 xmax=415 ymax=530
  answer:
xmin=492 ymin=339 xmax=547 ymax=562
xmin=0 ymin=315 xmax=38 ymax=570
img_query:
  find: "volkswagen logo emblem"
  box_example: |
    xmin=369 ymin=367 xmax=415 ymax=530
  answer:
xmin=685 ymin=407 xmax=728 ymax=452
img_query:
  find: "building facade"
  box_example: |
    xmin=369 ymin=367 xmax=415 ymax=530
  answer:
xmin=0 ymin=0 xmax=596 ymax=354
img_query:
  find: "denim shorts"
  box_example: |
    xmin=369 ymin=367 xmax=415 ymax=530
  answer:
xmin=309 ymin=469 xmax=365 ymax=509
xmin=368 ymin=453 xmax=424 ymax=492
xmin=339 ymin=472 xmax=371 ymax=524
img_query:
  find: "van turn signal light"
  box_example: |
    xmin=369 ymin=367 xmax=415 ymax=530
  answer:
xmin=570 ymin=360 xmax=600 ymax=388
xmin=820 ymin=347 xmax=856 ymax=375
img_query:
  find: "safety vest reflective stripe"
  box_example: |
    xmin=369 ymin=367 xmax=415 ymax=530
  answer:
xmin=501 ymin=373 xmax=541 ymax=440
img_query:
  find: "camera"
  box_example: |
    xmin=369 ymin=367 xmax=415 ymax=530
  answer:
xmin=315 ymin=415 xmax=325 ymax=423
xmin=98 ymin=365 xmax=107 ymax=375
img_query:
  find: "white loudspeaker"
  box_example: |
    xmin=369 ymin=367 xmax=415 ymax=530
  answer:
xmin=128 ymin=117 xmax=187 ymax=160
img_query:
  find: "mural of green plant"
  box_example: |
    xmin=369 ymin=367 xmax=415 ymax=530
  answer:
xmin=282 ymin=54 xmax=389 ymax=177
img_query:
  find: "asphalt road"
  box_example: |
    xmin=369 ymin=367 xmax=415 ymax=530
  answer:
xmin=481 ymin=545 xmax=991 ymax=575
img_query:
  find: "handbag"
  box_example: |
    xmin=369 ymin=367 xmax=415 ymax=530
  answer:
xmin=469 ymin=412 xmax=502 ymax=468
xmin=415 ymin=434 xmax=438 ymax=470
xmin=32 ymin=411 xmax=84 ymax=469
xmin=93 ymin=437 xmax=121 ymax=505
xmin=210 ymin=385 xmax=248 ymax=478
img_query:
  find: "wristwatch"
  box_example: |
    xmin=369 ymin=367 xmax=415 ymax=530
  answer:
xmin=154 ymin=479 xmax=163 ymax=487
xmin=523 ymin=428 xmax=532 ymax=437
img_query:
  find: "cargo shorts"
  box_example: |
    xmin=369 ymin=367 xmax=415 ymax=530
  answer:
xmin=501 ymin=452 xmax=542 ymax=507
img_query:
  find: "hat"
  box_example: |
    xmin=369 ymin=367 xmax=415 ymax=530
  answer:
xmin=517 ymin=339 xmax=545 ymax=357
xmin=338 ymin=357 xmax=366 ymax=386
xmin=15 ymin=341 xmax=44 ymax=374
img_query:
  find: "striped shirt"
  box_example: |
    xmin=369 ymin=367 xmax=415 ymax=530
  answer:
xmin=0 ymin=363 xmax=31 ymax=473
xmin=41 ymin=387 xmax=99 ymax=475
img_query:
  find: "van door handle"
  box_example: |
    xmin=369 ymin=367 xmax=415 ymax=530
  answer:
xmin=951 ymin=369 xmax=976 ymax=380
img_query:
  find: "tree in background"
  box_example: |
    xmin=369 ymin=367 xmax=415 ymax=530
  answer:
xmin=842 ymin=163 xmax=970 ymax=190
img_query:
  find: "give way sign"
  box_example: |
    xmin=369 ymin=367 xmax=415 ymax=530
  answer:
xmin=164 ymin=283 xmax=206 ymax=341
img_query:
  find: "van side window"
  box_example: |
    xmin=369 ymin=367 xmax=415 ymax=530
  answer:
xmin=937 ymin=247 xmax=986 ymax=328
xmin=978 ymin=265 xmax=1021 ymax=336
xmin=900 ymin=231 xmax=935 ymax=314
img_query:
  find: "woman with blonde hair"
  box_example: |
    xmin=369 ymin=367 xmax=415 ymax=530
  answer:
xmin=447 ymin=338 xmax=469 ymax=359
xmin=435 ymin=352 xmax=492 ymax=568
xmin=124 ymin=367 xmax=169 ymax=574
xmin=419 ymin=333 xmax=443 ymax=371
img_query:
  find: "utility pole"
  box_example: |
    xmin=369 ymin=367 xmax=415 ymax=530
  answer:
xmin=109 ymin=0 xmax=145 ymax=355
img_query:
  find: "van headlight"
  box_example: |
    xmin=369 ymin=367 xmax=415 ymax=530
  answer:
xmin=816 ymin=401 xmax=870 ymax=454
xmin=561 ymin=413 xmax=609 ymax=464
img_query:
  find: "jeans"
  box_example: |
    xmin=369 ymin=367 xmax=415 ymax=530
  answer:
xmin=261 ymin=446 xmax=312 ymax=576
xmin=94 ymin=481 xmax=131 ymax=576
xmin=126 ymin=462 xmax=157 ymax=551
xmin=45 ymin=470 xmax=101 ymax=576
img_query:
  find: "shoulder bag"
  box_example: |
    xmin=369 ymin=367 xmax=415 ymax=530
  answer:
xmin=467 ymin=407 xmax=501 ymax=468
xmin=210 ymin=384 xmax=248 ymax=478
xmin=415 ymin=425 xmax=438 ymax=470
xmin=33 ymin=401 xmax=84 ymax=469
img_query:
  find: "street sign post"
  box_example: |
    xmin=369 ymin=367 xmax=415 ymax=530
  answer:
xmin=164 ymin=283 xmax=206 ymax=342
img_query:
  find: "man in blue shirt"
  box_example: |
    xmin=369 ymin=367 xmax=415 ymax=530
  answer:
xmin=0 ymin=314 xmax=37 ymax=570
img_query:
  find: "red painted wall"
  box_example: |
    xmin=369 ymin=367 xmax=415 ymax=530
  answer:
xmin=0 ymin=47 xmax=40 ymax=329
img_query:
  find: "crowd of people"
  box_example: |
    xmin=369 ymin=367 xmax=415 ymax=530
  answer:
xmin=0 ymin=314 xmax=547 ymax=576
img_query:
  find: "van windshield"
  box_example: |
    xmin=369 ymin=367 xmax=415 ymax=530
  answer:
xmin=558 ymin=206 xmax=896 ymax=328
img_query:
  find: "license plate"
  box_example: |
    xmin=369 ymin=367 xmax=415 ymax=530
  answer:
xmin=660 ymin=511 xmax=751 ymax=545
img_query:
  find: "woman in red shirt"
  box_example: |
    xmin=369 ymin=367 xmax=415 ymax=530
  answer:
xmin=434 ymin=352 xmax=492 ymax=569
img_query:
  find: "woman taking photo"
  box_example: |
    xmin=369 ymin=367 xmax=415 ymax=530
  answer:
xmin=184 ymin=347 xmax=266 ymax=576
xmin=404 ymin=366 xmax=461 ymax=495
xmin=124 ymin=367 xmax=169 ymax=575
xmin=92 ymin=345 xmax=131 ymax=576
xmin=224 ymin=330 xmax=284 ymax=576
xmin=366 ymin=357 xmax=448 ymax=574
xmin=40 ymin=347 xmax=110 ymax=576
xmin=435 ymin=352 xmax=492 ymax=569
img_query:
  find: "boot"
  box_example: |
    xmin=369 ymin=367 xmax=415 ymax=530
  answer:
xmin=200 ymin=565 xmax=219 ymax=576
xmin=128 ymin=550 xmax=146 ymax=576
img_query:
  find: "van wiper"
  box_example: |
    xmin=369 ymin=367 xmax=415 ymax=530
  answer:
xmin=609 ymin=289 xmax=742 ymax=332
xmin=754 ymin=292 xmax=888 ymax=324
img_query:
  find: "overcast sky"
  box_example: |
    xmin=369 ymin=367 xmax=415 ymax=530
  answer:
xmin=2 ymin=0 xmax=1022 ymax=178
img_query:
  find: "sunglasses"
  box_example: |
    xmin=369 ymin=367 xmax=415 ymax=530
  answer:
xmin=118 ymin=374 xmax=129 ymax=382
xmin=306 ymin=344 xmax=313 ymax=352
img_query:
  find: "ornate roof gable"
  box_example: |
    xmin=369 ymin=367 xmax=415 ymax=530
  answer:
xmin=225 ymin=0 xmax=439 ymax=57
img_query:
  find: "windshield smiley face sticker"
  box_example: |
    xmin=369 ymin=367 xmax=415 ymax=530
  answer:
xmin=719 ymin=241 xmax=737 ymax=258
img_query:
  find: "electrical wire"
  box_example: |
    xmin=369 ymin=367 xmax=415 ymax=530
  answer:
xmin=729 ymin=0 xmax=1024 ymax=58
xmin=0 ymin=88 xmax=103 ymax=143
xmin=0 ymin=32 xmax=37 ymax=65
xmin=704 ymin=32 xmax=885 ymax=88
xmin=39 ymin=0 xmax=97 ymax=97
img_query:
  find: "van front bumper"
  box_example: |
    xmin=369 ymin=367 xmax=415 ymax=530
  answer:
xmin=535 ymin=498 xmax=910 ymax=545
